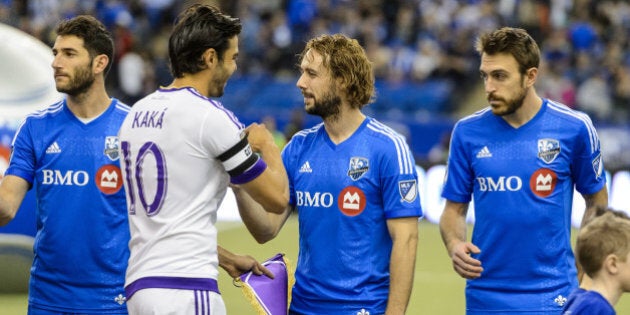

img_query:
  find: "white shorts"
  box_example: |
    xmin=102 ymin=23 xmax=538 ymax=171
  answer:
xmin=127 ymin=288 xmax=226 ymax=315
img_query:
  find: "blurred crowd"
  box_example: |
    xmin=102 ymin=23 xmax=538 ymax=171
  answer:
xmin=1 ymin=0 xmax=630 ymax=123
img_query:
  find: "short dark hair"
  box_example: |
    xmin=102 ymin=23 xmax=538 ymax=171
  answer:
xmin=168 ymin=4 xmax=242 ymax=78
xmin=475 ymin=27 xmax=540 ymax=75
xmin=55 ymin=15 xmax=114 ymax=76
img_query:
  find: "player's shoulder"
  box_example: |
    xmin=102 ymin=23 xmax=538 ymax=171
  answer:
xmin=454 ymin=107 xmax=494 ymax=129
xmin=286 ymin=123 xmax=323 ymax=146
xmin=363 ymin=117 xmax=410 ymax=147
xmin=20 ymin=99 xmax=65 ymax=125
xmin=113 ymin=98 xmax=131 ymax=112
xmin=111 ymin=98 xmax=131 ymax=118
xmin=545 ymin=99 xmax=595 ymax=129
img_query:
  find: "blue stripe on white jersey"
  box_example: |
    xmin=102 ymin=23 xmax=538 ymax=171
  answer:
xmin=366 ymin=119 xmax=414 ymax=175
xmin=547 ymin=100 xmax=599 ymax=154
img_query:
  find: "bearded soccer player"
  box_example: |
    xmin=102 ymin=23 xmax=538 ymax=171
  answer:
xmin=439 ymin=27 xmax=608 ymax=314
xmin=0 ymin=16 xmax=131 ymax=314
xmin=234 ymin=33 xmax=422 ymax=315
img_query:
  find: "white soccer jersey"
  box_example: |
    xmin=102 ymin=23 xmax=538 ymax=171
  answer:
xmin=118 ymin=87 xmax=266 ymax=298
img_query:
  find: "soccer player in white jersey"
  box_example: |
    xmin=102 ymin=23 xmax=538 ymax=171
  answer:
xmin=439 ymin=27 xmax=609 ymax=314
xmin=0 ymin=16 xmax=131 ymax=314
xmin=117 ymin=5 xmax=289 ymax=315
xmin=234 ymin=34 xmax=422 ymax=315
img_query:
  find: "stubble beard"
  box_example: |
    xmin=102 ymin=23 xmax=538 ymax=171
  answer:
xmin=306 ymin=90 xmax=342 ymax=121
xmin=57 ymin=64 xmax=95 ymax=96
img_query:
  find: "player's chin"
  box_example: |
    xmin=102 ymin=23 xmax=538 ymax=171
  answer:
xmin=303 ymin=99 xmax=314 ymax=110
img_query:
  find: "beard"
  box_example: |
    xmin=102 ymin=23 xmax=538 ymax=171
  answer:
xmin=208 ymin=60 xmax=232 ymax=97
xmin=209 ymin=75 xmax=226 ymax=97
xmin=489 ymin=80 xmax=528 ymax=116
xmin=306 ymin=90 xmax=341 ymax=120
xmin=56 ymin=63 xmax=95 ymax=96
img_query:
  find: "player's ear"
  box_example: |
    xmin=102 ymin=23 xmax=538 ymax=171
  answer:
xmin=603 ymin=253 xmax=620 ymax=274
xmin=203 ymin=48 xmax=217 ymax=67
xmin=525 ymin=67 xmax=537 ymax=87
xmin=93 ymin=54 xmax=109 ymax=75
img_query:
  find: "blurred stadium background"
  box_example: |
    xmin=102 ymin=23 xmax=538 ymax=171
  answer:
xmin=1 ymin=0 xmax=630 ymax=313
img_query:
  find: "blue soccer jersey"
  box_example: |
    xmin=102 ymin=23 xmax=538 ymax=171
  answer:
xmin=283 ymin=117 xmax=422 ymax=315
xmin=442 ymin=99 xmax=606 ymax=313
xmin=562 ymin=288 xmax=616 ymax=315
xmin=6 ymin=99 xmax=130 ymax=313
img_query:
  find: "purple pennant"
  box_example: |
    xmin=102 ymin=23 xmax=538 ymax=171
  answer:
xmin=238 ymin=253 xmax=290 ymax=315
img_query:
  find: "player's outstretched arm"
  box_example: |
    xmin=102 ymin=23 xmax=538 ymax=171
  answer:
xmin=439 ymin=200 xmax=483 ymax=279
xmin=232 ymin=185 xmax=292 ymax=244
xmin=385 ymin=216 xmax=419 ymax=315
xmin=0 ymin=175 xmax=29 ymax=226
xmin=240 ymin=123 xmax=289 ymax=214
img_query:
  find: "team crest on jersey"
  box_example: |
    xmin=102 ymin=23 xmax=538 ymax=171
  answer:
xmin=398 ymin=180 xmax=418 ymax=202
xmin=347 ymin=157 xmax=369 ymax=181
xmin=537 ymin=138 xmax=560 ymax=164
xmin=592 ymin=153 xmax=603 ymax=178
xmin=104 ymin=136 xmax=120 ymax=161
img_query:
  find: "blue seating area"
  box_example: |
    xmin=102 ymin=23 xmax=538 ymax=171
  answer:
xmin=372 ymin=79 xmax=454 ymax=114
xmin=217 ymin=75 xmax=454 ymax=118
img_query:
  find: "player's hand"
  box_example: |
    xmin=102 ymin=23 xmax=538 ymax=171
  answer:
xmin=244 ymin=123 xmax=274 ymax=153
xmin=222 ymin=253 xmax=275 ymax=279
xmin=450 ymin=241 xmax=483 ymax=279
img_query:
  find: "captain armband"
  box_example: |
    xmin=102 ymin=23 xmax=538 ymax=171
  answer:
xmin=218 ymin=135 xmax=267 ymax=184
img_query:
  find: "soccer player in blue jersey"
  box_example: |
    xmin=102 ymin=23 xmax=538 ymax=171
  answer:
xmin=0 ymin=15 xmax=131 ymax=314
xmin=234 ymin=33 xmax=422 ymax=315
xmin=562 ymin=208 xmax=630 ymax=315
xmin=439 ymin=27 xmax=609 ymax=314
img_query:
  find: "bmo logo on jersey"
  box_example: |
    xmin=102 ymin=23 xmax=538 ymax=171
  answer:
xmin=96 ymin=164 xmax=123 ymax=194
xmin=295 ymin=186 xmax=367 ymax=217
xmin=295 ymin=191 xmax=335 ymax=208
xmin=529 ymin=168 xmax=557 ymax=198
xmin=41 ymin=165 xmax=123 ymax=194
xmin=42 ymin=169 xmax=89 ymax=186
xmin=476 ymin=176 xmax=523 ymax=192
xmin=338 ymin=186 xmax=366 ymax=217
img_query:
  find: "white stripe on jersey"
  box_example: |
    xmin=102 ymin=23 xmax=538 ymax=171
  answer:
xmin=547 ymin=100 xmax=599 ymax=154
xmin=12 ymin=101 xmax=64 ymax=146
xmin=459 ymin=107 xmax=492 ymax=123
xmin=367 ymin=120 xmax=414 ymax=175
xmin=115 ymin=102 xmax=131 ymax=112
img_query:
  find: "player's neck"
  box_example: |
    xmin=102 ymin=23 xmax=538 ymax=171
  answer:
xmin=65 ymin=82 xmax=111 ymax=119
xmin=590 ymin=278 xmax=620 ymax=307
xmin=169 ymin=74 xmax=208 ymax=96
xmin=323 ymin=108 xmax=365 ymax=144
xmin=501 ymin=90 xmax=542 ymax=128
